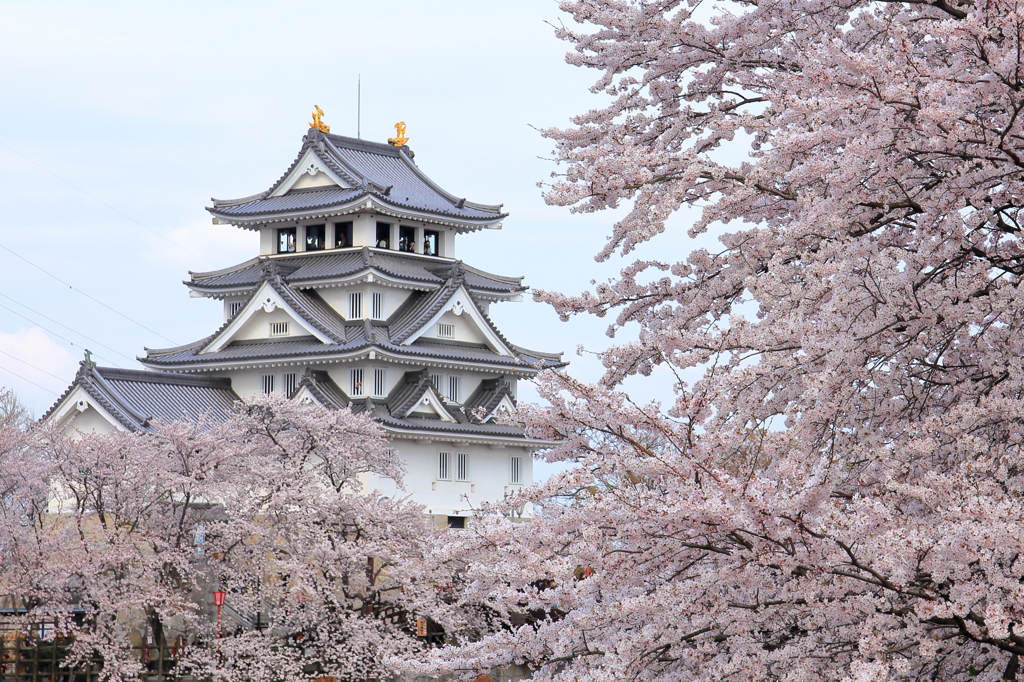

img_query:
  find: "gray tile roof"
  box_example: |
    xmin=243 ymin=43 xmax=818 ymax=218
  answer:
xmin=148 ymin=258 xmax=562 ymax=373
xmin=369 ymin=404 xmax=529 ymax=439
xmin=188 ymin=249 xmax=525 ymax=296
xmin=388 ymin=279 xmax=461 ymax=345
xmin=43 ymin=363 xmax=535 ymax=442
xmin=462 ymin=377 xmax=516 ymax=421
xmin=293 ymin=369 xmax=350 ymax=409
xmin=208 ymin=130 xmax=506 ymax=224
xmin=384 ymin=368 xmax=456 ymax=420
xmin=41 ymin=363 xmax=241 ymax=432
xmin=210 ymin=187 xmax=365 ymax=216
xmin=141 ymin=334 xmax=558 ymax=371
xmin=262 ymin=261 xmax=348 ymax=344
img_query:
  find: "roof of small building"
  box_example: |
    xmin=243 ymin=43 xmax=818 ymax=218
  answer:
xmin=41 ymin=363 xmax=241 ymax=432
xmin=187 ymin=248 xmax=525 ymax=297
xmin=207 ymin=130 xmax=506 ymax=226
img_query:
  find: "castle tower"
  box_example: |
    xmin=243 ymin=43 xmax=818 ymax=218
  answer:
xmin=43 ymin=124 xmax=564 ymax=521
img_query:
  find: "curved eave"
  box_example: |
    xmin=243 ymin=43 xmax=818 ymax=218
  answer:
xmin=382 ymin=425 xmax=557 ymax=449
xmin=186 ymin=253 xmax=527 ymax=299
xmin=138 ymin=343 xmax=553 ymax=376
xmin=186 ymin=271 xmax=525 ymax=302
xmin=208 ymin=193 xmax=505 ymax=232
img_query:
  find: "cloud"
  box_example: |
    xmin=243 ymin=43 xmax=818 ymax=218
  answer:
xmin=0 ymin=327 xmax=78 ymax=417
xmin=158 ymin=218 xmax=257 ymax=271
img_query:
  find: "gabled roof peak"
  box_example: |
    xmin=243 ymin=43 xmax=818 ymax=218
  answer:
xmin=209 ymin=130 xmax=506 ymax=225
xmin=306 ymin=128 xmax=415 ymax=160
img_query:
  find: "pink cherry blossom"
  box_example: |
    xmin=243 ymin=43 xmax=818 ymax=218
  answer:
xmin=0 ymin=396 xmax=434 ymax=682
xmin=411 ymin=1 xmax=1024 ymax=681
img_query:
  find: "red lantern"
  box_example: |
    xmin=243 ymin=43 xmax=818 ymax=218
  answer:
xmin=212 ymin=591 xmax=226 ymax=640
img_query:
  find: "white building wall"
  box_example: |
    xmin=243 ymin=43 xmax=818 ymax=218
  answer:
xmin=374 ymin=440 xmax=532 ymax=515
xmin=317 ymin=285 xmax=414 ymax=320
xmin=64 ymin=406 xmax=120 ymax=435
xmin=421 ymin=310 xmax=489 ymax=346
xmin=233 ymin=308 xmax=302 ymax=340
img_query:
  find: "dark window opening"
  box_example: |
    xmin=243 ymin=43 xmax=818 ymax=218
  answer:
xmin=306 ymin=224 xmax=325 ymax=251
xmin=277 ymin=228 xmax=296 ymax=254
xmin=423 ymin=230 xmax=439 ymax=256
xmin=447 ymin=515 xmax=466 ymax=529
xmin=399 ymin=226 xmax=417 ymax=253
xmin=375 ymin=222 xmax=391 ymax=249
xmin=335 ymin=221 xmax=353 ymax=248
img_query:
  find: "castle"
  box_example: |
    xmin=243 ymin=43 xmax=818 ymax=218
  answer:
xmin=42 ymin=118 xmax=563 ymax=523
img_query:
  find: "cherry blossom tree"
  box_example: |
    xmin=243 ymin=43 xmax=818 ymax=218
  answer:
xmin=412 ymin=2 xmax=1024 ymax=681
xmin=0 ymin=387 xmax=32 ymax=429
xmin=0 ymin=396 xmax=434 ymax=682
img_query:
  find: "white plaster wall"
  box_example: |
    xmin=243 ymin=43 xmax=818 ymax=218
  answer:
xmin=259 ymin=228 xmax=275 ymax=255
xmin=352 ymin=214 xmax=375 ymax=247
xmin=317 ymin=285 xmax=414 ymax=321
xmin=437 ymin=228 xmax=454 ymax=258
xmin=65 ymin=406 xmax=120 ymax=435
xmin=290 ymin=171 xmax=335 ymax=190
xmin=234 ymin=308 xmax=304 ymax=341
xmin=217 ymin=367 xmax=306 ymax=399
xmin=329 ymin=362 xmax=400 ymax=398
xmin=374 ymin=440 xmax=533 ymax=514
xmin=421 ymin=310 xmax=488 ymax=346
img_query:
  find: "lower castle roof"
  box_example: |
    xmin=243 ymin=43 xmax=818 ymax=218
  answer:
xmin=44 ymin=362 xmax=549 ymax=446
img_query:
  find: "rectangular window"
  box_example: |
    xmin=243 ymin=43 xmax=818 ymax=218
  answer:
xmin=372 ymin=368 xmax=387 ymax=398
xmin=277 ymin=227 xmax=296 ymax=254
xmin=335 ymin=220 xmax=356 ymax=246
xmin=283 ymin=372 xmax=297 ymax=397
xmin=350 ymin=368 xmax=364 ymax=396
xmin=375 ymin=222 xmax=391 ymax=249
xmin=437 ymin=323 xmax=455 ymax=339
xmin=261 ymin=374 xmax=276 ymax=395
xmin=438 ymin=451 xmax=452 ymax=481
xmin=305 ymin=224 xmax=325 ymax=251
xmin=456 ymin=452 xmax=470 ymax=482
xmin=335 ymin=221 xmax=353 ymax=248
xmin=399 ymin=225 xmax=416 ymax=253
xmin=371 ymin=292 xmax=385 ymax=320
xmin=510 ymin=455 xmax=523 ymax=485
xmin=423 ymin=229 xmax=439 ymax=256
xmin=226 ymin=301 xmax=243 ymax=318
xmin=430 ymin=373 xmax=443 ymax=392
xmin=447 ymin=515 xmax=466 ymax=529
xmin=348 ymin=291 xmax=363 ymax=319
xmin=269 ymin=321 xmax=290 ymax=337
xmin=448 ymin=375 xmax=461 ymax=403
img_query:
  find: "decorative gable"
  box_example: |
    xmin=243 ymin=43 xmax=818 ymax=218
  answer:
xmin=406 ymin=387 xmax=457 ymax=422
xmin=201 ymin=281 xmax=334 ymax=354
xmin=386 ymin=369 xmax=458 ymax=422
xmin=269 ymin=148 xmax=350 ymax=197
xmin=47 ymin=385 xmax=126 ymax=434
xmin=401 ymin=284 xmax=514 ymax=356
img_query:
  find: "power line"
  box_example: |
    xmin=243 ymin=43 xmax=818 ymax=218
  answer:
xmin=0 ymin=139 xmax=218 ymax=269
xmin=0 ymin=291 xmax=137 ymax=364
xmin=0 ymin=348 xmax=71 ymax=383
xmin=0 ymin=301 xmax=123 ymax=368
xmin=0 ymin=363 xmax=62 ymax=397
xmin=0 ymin=243 xmax=179 ymax=345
